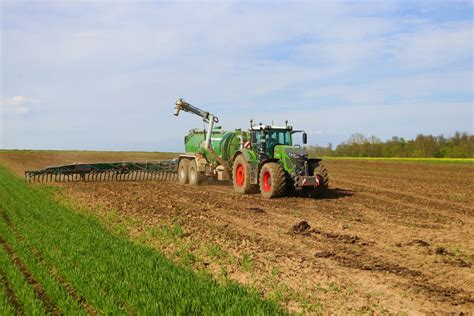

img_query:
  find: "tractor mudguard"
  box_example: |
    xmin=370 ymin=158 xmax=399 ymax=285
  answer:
xmin=307 ymin=158 xmax=322 ymax=176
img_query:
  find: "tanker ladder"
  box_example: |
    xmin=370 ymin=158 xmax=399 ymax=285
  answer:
xmin=25 ymin=160 xmax=178 ymax=183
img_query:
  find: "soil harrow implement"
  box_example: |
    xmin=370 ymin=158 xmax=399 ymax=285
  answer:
xmin=25 ymin=160 xmax=178 ymax=183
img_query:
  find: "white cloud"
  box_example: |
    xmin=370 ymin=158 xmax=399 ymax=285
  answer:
xmin=0 ymin=96 xmax=35 ymax=114
xmin=0 ymin=96 xmax=26 ymax=106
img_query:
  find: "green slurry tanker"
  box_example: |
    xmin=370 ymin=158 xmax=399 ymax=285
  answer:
xmin=174 ymin=98 xmax=329 ymax=198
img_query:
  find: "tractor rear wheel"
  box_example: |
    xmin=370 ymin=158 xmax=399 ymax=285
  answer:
xmin=178 ymin=159 xmax=189 ymax=184
xmin=188 ymin=160 xmax=204 ymax=186
xmin=232 ymin=155 xmax=253 ymax=194
xmin=259 ymin=163 xmax=286 ymax=199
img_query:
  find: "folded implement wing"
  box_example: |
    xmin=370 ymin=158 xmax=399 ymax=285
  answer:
xmin=25 ymin=160 xmax=178 ymax=183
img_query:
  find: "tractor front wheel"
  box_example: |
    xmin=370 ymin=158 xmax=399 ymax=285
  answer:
xmin=259 ymin=163 xmax=286 ymax=199
xmin=178 ymin=159 xmax=189 ymax=184
xmin=306 ymin=162 xmax=329 ymax=198
xmin=232 ymin=155 xmax=253 ymax=194
xmin=188 ymin=160 xmax=204 ymax=186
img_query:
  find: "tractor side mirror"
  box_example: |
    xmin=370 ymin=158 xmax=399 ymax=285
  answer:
xmin=302 ymin=132 xmax=307 ymax=144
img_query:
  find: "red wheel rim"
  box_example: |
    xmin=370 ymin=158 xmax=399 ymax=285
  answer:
xmin=262 ymin=171 xmax=271 ymax=192
xmin=236 ymin=164 xmax=245 ymax=187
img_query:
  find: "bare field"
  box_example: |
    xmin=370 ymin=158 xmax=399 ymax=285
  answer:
xmin=1 ymin=151 xmax=473 ymax=314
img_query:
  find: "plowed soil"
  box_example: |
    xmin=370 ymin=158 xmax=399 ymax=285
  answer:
xmin=1 ymin=151 xmax=473 ymax=314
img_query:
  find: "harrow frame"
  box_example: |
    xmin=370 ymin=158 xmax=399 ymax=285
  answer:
xmin=25 ymin=160 xmax=178 ymax=183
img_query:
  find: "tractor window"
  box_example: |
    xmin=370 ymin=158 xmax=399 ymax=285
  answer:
xmin=266 ymin=130 xmax=292 ymax=146
xmin=251 ymin=130 xmax=292 ymax=147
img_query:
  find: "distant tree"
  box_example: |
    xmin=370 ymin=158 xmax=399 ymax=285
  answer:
xmin=310 ymin=131 xmax=473 ymax=158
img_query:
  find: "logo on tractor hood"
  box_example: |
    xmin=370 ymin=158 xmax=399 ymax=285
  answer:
xmin=285 ymin=148 xmax=307 ymax=159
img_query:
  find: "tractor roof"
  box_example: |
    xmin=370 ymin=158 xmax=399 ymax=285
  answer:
xmin=249 ymin=125 xmax=293 ymax=131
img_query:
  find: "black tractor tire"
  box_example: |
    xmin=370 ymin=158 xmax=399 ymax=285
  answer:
xmin=285 ymin=172 xmax=296 ymax=196
xmin=188 ymin=159 xmax=204 ymax=186
xmin=232 ymin=155 xmax=253 ymax=194
xmin=178 ymin=159 xmax=189 ymax=184
xmin=259 ymin=162 xmax=286 ymax=199
xmin=314 ymin=162 xmax=329 ymax=189
xmin=307 ymin=162 xmax=329 ymax=198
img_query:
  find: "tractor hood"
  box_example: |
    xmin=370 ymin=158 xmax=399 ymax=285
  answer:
xmin=274 ymin=145 xmax=308 ymax=173
xmin=274 ymin=145 xmax=307 ymax=160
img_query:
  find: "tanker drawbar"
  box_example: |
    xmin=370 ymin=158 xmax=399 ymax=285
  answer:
xmin=25 ymin=160 xmax=178 ymax=183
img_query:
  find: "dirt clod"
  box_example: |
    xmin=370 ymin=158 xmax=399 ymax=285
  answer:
xmin=408 ymin=239 xmax=430 ymax=247
xmin=315 ymin=251 xmax=335 ymax=258
xmin=436 ymin=246 xmax=449 ymax=255
xmin=291 ymin=221 xmax=311 ymax=235
xmin=247 ymin=207 xmax=265 ymax=213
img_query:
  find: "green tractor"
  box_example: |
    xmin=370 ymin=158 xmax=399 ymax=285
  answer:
xmin=174 ymin=99 xmax=329 ymax=198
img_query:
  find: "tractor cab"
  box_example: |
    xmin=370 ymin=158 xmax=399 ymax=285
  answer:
xmin=248 ymin=122 xmax=306 ymax=159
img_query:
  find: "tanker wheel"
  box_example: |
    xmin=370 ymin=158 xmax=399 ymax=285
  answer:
xmin=259 ymin=162 xmax=286 ymax=199
xmin=307 ymin=162 xmax=329 ymax=198
xmin=178 ymin=159 xmax=189 ymax=184
xmin=188 ymin=160 xmax=204 ymax=186
xmin=232 ymin=155 xmax=253 ymax=194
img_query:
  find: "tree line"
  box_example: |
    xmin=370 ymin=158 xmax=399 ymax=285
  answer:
xmin=307 ymin=132 xmax=473 ymax=158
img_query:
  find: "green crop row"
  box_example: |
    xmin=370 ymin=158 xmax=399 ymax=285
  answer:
xmin=0 ymin=245 xmax=43 ymax=315
xmin=0 ymin=165 xmax=286 ymax=315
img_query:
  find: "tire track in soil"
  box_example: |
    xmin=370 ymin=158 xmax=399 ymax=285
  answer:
xmin=335 ymin=178 xmax=474 ymax=214
xmin=0 ymin=269 xmax=23 ymax=315
xmin=355 ymin=191 xmax=470 ymax=225
xmin=1 ymin=210 xmax=97 ymax=315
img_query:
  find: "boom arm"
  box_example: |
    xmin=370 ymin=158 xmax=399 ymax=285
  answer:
xmin=174 ymin=98 xmax=219 ymax=123
xmin=174 ymin=98 xmax=218 ymax=150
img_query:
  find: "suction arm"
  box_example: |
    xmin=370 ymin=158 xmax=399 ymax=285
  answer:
xmin=174 ymin=98 xmax=219 ymax=123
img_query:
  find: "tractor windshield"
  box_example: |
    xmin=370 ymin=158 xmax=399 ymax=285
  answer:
xmin=250 ymin=129 xmax=292 ymax=157
xmin=265 ymin=130 xmax=292 ymax=147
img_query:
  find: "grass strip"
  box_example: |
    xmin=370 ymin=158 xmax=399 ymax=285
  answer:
xmin=321 ymin=157 xmax=474 ymax=164
xmin=0 ymin=164 xmax=286 ymax=315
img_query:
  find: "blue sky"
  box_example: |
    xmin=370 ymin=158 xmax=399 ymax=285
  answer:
xmin=1 ymin=0 xmax=472 ymax=151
